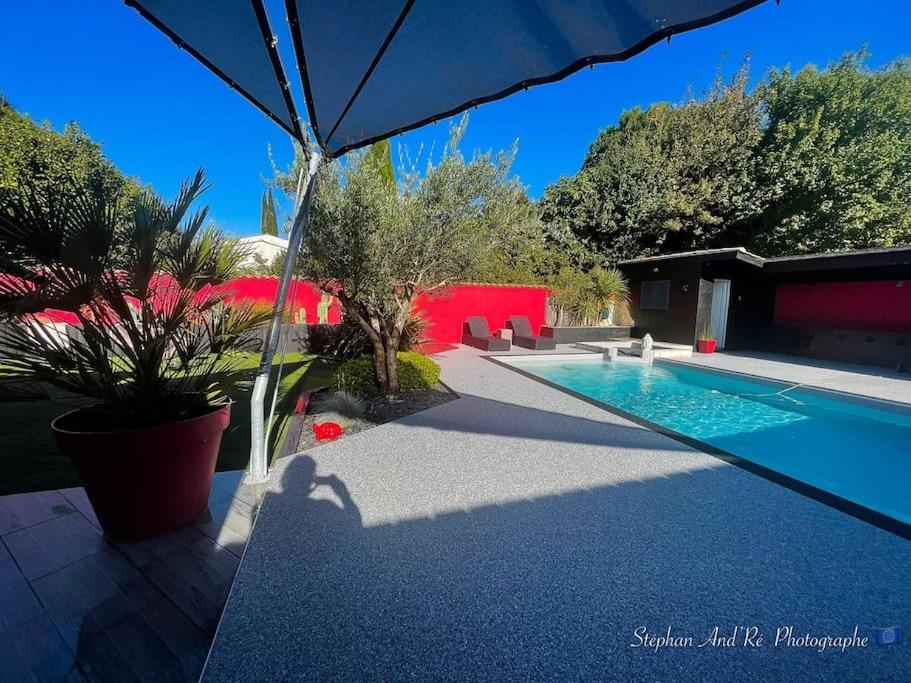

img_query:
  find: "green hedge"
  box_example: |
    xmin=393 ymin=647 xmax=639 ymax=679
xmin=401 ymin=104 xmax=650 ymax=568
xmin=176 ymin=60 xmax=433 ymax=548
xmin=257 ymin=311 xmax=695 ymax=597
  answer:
xmin=331 ymin=351 xmax=440 ymax=395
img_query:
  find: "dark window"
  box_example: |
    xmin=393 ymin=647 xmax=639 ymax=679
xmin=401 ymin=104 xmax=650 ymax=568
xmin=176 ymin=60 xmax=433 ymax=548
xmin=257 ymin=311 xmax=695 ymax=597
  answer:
xmin=640 ymin=280 xmax=670 ymax=310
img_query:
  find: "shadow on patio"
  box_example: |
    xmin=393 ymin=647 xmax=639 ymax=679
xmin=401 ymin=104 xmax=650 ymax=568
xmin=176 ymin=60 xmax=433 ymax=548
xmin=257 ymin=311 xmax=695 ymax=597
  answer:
xmin=203 ymin=453 xmax=911 ymax=681
xmin=390 ymin=392 xmax=698 ymax=452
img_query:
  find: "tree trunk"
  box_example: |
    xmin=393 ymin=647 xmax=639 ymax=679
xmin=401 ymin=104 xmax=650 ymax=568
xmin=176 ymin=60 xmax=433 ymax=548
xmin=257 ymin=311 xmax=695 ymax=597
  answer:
xmin=338 ymin=298 xmax=390 ymax=395
xmin=370 ymin=337 xmax=388 ymax=393
xmin=383 ymin=340 xmax=399 ymax=397
xmin=382 ymin=322 xmax=405 ymax=398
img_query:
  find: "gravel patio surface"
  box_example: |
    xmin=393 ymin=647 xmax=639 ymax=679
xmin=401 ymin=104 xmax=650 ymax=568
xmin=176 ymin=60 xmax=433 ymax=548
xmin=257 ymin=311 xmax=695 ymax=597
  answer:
xmin=203 ymin=347 xmax=911 ymax=681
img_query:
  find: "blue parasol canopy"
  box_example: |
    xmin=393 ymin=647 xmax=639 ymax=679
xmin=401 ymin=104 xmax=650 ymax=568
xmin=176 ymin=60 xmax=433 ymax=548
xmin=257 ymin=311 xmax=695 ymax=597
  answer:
xmin=126 ymin=0 xmax=767 ymax=157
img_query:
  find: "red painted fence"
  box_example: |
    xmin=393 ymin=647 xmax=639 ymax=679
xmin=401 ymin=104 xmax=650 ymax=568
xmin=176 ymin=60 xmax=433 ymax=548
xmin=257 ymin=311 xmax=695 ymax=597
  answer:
xmin=415 ymin=284 xmax=550 ymax=343
xmin=774 ymin=280 xmax=911 ymax=332
xmin=24 ymin=275 xmax=550 ymax=344
xmin=219 ymin=277 xmax=342 ymax=325
xmin=221 ymin=279 xmax=550 ymax=341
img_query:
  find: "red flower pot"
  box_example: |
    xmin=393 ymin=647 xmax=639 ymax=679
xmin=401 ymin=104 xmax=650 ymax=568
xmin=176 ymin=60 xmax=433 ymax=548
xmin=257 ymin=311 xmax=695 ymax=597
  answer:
xmin=52 ymin=403 xmax=231 ymax=542
xmin=697 ymin=339 xmax=717 ymax=354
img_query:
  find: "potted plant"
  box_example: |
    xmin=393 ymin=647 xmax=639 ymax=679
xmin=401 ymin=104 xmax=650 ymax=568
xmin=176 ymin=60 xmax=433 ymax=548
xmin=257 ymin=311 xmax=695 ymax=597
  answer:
xmin=0 ymin=171 xmax=270 ymax=541
xmin=697 ymin=325 xmax=717 ymax=354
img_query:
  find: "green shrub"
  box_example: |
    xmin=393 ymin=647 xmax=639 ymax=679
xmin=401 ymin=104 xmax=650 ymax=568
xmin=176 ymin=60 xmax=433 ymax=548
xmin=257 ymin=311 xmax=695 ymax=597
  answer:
xmin=331 ymin=351 xmax=440 ymax=395
xmin=397 ymin=351 xmax=440 ymax=390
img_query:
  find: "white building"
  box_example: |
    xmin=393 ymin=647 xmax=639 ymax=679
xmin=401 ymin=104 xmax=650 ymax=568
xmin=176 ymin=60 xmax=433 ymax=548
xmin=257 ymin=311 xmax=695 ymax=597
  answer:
xmin=237 ymin=235 xmax=288 ymax=269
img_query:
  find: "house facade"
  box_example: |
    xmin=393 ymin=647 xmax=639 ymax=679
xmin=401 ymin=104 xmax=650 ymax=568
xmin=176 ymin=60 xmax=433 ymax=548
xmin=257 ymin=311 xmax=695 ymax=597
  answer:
xmin=618 ymin=246 xmax=911 ymax=371
xmin=237 ymin=234 xmax=288 ymax=269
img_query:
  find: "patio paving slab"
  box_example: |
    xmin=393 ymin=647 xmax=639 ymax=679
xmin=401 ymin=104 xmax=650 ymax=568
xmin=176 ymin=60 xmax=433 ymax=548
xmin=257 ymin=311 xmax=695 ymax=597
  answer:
xmin=204 ymin=347 xmax=911 ymax=681
xmin=0 ymin=613 xmax=76 ymax=683
xmin=0 ymin=470 xmax=262 ymax=681
xmin=4 ymin=514 xmax=108 ymax=581
xmin=0 ymin=490 xmax=76 ymax=536
xmin=0 ymin=552 xmax=45 ymax=634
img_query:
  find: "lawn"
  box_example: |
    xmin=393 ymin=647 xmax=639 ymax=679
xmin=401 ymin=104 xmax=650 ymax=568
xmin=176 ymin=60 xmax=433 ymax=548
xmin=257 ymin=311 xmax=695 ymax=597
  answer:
xmin=0 ymin=352 xmax=336 ymax=496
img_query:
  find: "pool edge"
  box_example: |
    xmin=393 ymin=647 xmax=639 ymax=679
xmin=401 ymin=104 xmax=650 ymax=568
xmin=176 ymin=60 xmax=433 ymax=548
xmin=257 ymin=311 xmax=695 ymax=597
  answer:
xmin=484 ymin=354 xmax=911 ymax=543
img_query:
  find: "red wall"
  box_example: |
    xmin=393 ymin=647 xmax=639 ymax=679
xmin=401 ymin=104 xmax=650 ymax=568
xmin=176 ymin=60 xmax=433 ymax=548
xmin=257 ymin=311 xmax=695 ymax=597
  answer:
xmin=24 ymin=275 xmax=548 ymax=344
xmin=219 ymin=277 xmax=342 ymax=325
xmin=415 ymin=284 xmax=550 ymax=343
xmin=774 ymin=281 xmax=911 ymax=332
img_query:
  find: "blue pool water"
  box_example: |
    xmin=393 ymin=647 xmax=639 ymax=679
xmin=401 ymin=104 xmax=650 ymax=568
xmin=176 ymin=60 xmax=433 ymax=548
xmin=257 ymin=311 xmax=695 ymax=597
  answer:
xmin=503 ymin=357 xmax=911 ymax=525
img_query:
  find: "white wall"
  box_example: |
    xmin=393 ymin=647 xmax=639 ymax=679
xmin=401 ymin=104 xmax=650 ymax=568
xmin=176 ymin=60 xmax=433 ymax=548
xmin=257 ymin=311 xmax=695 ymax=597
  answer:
xmin=238 ymin=235 xmax=288 ymax=268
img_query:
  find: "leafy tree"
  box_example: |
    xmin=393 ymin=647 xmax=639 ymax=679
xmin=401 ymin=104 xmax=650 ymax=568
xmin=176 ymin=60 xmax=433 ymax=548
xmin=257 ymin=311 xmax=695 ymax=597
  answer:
xmin=300 ymin=117 xmax=530 ymax=397
xmin=364 ymin=139 xmax=395 ymax=188
xmin=1 ymin=96 xmax=147 ymax=266
xmin=0 ymin=96 xmax=140 ymax=206
xmin=260 ymin=188 xmax=279 ymax=236
xmin=239 ymin=252 xmax=284 ymax=277
xmin=269 ymin=131 xmax=574 ymax=287
xmin=540 ymin=52 xmax=911 ymax=260
xmin=540 ymin=64 xmax=762 ymax=262
xmin=751 ymin=50 xmax=911 ymax=254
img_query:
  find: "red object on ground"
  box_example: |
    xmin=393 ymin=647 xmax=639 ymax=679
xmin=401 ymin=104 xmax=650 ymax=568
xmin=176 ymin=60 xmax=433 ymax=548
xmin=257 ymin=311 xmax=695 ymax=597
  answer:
xmin=294 ymin=392 xmax=311 ymax=415
xmin=774 ymin=280 xmax=911 ymax=332
xmin=312 ymin=421 xmax=343 ymax=441
xmin=52 ymin=404 xmax=231 ymax=542
xmin=415 ymin=284 xmax=550 ymax=343
xmin=697 ymin=339 xmax=717 ymax=354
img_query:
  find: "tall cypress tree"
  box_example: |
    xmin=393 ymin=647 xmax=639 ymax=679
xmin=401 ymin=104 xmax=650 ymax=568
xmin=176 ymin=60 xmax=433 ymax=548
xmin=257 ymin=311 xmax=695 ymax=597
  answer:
xmin=260 ymin=188 xmax=279 ymax=236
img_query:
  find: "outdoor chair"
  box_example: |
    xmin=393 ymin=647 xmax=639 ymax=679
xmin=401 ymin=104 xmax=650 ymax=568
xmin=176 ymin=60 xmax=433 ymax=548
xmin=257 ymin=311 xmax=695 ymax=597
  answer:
xmin=506 ymin=316 xmax=556 ymax=350
xmin=461 ymin=316 xmax=510 ymax=351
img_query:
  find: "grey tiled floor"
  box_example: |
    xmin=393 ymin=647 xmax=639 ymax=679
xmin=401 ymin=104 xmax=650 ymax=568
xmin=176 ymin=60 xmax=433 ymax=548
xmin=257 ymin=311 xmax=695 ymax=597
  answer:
xmin=0 ymin=470 xmax=262 ymax=682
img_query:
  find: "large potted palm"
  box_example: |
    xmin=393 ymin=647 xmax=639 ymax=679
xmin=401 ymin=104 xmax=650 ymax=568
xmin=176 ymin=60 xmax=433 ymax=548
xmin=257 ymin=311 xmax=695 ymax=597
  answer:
xmin=0 ymin=170 xmax=270 ymax=541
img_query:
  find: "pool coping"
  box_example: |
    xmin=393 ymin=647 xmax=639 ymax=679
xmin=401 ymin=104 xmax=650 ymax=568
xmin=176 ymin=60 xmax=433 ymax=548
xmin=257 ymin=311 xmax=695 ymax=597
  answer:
xmin=486 ymin=354 xmax=911 ymax=542
xmin=660 ymin=358 xmax=911 ymax=415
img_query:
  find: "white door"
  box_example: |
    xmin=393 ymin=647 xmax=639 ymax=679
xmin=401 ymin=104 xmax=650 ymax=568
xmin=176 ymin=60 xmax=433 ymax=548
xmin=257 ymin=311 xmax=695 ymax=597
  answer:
xmin=710 ymin=279 xmax=731 ymax=349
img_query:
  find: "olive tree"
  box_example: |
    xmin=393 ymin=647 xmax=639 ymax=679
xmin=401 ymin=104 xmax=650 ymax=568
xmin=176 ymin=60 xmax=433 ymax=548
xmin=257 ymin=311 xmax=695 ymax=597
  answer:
xmin=300 ymin=118 xmax=529 ymax=397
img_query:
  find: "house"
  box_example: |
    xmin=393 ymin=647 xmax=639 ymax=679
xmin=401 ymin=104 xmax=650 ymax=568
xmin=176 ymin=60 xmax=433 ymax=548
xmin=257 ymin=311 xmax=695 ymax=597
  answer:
xmin=237 ymin=234 xmax=288 ymax=269
xmin=618 ymin=246 xmax=911 ymax=370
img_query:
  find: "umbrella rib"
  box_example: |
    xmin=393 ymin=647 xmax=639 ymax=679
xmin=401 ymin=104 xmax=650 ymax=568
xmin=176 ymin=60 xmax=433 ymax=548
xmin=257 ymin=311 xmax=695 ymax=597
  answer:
xmin=324 ymin=0 xmax=416 ymax=147
xmin=285 ymin=0 xmax=322 ymax=149
xmin=250 ymin=0 xmax=305 ymax=142
xmin=125 ymin=0 xmax=303 ymax=141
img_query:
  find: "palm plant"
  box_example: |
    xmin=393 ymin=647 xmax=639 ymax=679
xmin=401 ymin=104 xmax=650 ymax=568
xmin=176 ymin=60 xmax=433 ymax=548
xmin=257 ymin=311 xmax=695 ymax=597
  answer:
xmin=0 ymin=169 xmax=270 ymax=428
xmin=548 ymin=267 xmax=590 ymax=327
xmin=574 ymin=266 xmax=629 ymax=326
xmin=549 ymin=266 xmax=629 ymax=326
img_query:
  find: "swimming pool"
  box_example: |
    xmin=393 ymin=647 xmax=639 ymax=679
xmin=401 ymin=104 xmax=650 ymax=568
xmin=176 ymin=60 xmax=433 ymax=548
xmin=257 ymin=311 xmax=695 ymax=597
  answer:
xmin=499 ymin=356 xmax=911 ymax=529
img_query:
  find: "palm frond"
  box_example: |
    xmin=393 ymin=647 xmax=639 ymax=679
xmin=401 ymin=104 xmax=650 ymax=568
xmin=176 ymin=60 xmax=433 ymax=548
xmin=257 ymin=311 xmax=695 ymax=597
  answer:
xmin=0 ymin=168 xmax=268 ymax=425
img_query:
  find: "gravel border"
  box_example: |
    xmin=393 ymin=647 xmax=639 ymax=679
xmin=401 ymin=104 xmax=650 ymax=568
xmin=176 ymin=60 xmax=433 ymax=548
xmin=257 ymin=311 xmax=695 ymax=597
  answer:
xmin=297 ymin=383 xmax=457 ymax=451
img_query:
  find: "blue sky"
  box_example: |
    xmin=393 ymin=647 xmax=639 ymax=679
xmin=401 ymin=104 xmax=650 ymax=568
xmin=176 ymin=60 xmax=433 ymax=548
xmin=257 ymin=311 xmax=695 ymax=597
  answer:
xmin=1 ymin=1 xmax=909 ymax=236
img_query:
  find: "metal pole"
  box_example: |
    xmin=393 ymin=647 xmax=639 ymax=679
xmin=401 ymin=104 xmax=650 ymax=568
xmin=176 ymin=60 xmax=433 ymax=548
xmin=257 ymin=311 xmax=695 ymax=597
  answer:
xmin=246 ymin=151 xmax=321 ymax=483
